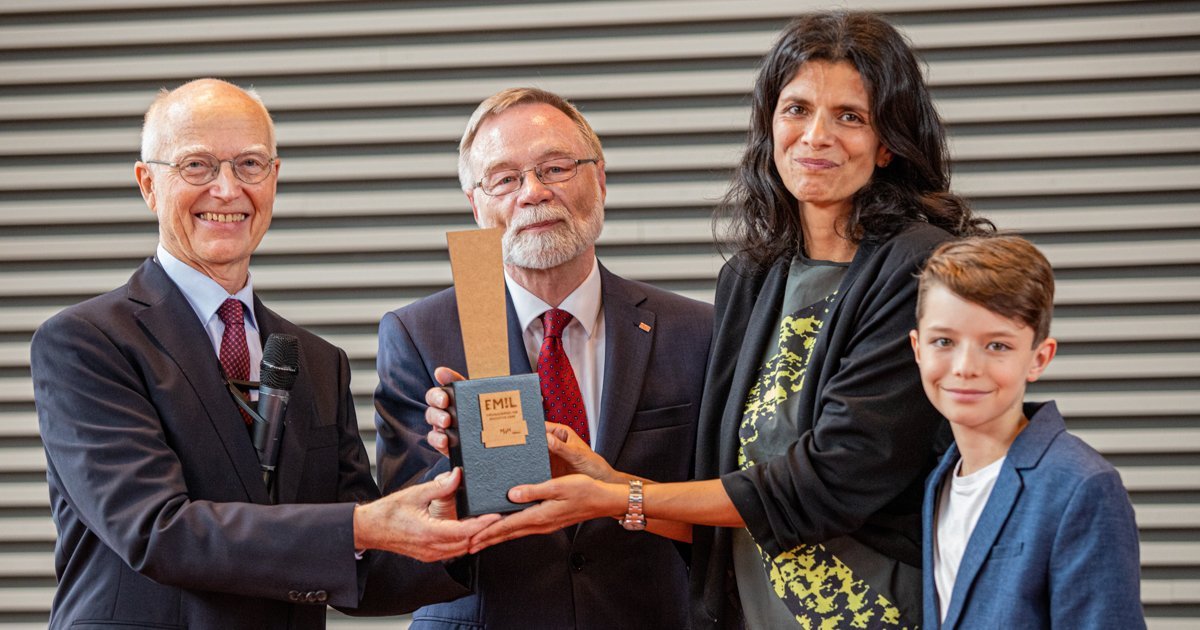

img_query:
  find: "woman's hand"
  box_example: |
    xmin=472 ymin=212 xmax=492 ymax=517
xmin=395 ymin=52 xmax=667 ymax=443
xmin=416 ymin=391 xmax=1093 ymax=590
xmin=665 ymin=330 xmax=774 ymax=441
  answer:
xmin=468 ymin=474 xmax=625 ymax=553
xmin=546 ymin=422 xmax=618 ymax=481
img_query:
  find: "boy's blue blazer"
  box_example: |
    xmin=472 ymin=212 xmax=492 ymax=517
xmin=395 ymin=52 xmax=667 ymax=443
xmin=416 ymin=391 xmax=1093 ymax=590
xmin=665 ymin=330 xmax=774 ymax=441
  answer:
xmin=922 ymin=401 xmax=1145 ymax=629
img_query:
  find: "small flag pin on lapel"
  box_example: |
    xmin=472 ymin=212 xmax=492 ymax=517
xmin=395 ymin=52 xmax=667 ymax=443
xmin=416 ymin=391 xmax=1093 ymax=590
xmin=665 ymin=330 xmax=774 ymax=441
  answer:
xmin=638 ymin=322 xmax=652 ymax=332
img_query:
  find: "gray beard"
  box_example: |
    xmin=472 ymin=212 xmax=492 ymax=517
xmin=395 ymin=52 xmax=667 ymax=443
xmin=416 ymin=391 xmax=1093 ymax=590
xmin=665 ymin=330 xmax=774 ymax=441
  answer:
xmin=501 ymin=202 xmax=604 ymax=270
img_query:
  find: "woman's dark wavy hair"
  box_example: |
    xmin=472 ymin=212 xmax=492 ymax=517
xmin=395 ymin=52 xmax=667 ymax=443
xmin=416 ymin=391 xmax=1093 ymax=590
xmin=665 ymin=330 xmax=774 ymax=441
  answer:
xmin=717 ymin=11 xmax=993 ymax=267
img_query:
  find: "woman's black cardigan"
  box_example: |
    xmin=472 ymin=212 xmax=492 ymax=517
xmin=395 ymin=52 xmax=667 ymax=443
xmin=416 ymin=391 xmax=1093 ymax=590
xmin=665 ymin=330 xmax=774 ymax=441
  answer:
xmin=690 ymin=222 xmax=955 ymax=628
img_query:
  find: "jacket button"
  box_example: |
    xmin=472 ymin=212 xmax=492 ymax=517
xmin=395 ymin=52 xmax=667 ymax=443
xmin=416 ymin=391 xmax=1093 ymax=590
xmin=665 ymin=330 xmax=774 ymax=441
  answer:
xmin=315 ymin=590 xmax=328 ymax=603
xmin=288 ymin=590 xmax=300 ymax=601
xmin=569 ymin=552 xmax=586 ymax=571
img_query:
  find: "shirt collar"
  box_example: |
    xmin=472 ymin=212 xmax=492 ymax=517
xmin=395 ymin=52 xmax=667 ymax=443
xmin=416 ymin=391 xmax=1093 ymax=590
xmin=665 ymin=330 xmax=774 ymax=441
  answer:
xmin=156 ymin=243 xmax=257 ymax=330
xmin=505 ymin=257 xmax=602 ymax=337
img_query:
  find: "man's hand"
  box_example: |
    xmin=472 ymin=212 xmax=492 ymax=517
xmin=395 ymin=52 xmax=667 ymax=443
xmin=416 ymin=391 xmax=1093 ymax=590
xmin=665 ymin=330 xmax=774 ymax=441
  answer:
xmin=424 ymin=367 xmax=464 ymax=458
xmin=353 ymin=467 xmax=499 ymax=562
xmin=468 ymin=474 xmax=625 ymax=554
xmin=546 ymin=422 xmax=618 ymax=482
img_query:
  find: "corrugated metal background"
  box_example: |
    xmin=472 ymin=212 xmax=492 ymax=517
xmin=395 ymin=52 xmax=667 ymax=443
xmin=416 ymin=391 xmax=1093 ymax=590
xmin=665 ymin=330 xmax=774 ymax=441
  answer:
xmin=0 ymin=1 xmax=1196 ymax=627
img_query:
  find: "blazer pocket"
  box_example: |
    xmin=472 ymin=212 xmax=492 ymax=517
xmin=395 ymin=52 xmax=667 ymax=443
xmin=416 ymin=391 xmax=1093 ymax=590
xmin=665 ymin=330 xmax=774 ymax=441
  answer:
xmin=629 ymin=402 xmax=693 ymax=431
xmin=988 ymin=542 xmax=1024 ymax=560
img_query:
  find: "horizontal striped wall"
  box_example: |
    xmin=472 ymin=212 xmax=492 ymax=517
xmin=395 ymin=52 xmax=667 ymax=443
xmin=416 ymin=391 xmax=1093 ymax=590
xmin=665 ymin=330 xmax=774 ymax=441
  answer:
xmin=0 ymin=0 xmax=1196 ymax=627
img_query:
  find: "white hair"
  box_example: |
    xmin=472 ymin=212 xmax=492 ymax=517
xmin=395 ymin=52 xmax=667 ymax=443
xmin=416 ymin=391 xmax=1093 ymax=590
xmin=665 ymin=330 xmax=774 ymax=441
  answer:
xmin=457 ymin=87 xmax=604 ymax=191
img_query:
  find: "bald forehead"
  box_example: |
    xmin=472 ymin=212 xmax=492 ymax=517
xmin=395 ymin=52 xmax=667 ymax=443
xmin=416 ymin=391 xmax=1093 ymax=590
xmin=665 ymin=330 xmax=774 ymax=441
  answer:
xmin=143 ymin=79 xmax=275 ymax=159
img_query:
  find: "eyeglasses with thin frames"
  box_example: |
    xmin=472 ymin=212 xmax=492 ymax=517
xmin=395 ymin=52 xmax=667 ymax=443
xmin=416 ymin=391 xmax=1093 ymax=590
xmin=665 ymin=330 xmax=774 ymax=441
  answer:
xmin=144 ymin=152 xmax=278 ymax=186
xmin=475 ymin=157 xmax=598 ymax=197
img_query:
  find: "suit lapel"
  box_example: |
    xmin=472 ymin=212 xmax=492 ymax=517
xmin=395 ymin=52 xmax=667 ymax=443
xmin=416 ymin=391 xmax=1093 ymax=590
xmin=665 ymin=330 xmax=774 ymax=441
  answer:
xmin=924 ymin=445 xmax=959 ymax=628
xmin=941 ymin=465 xmax=1023 ymax=630
xmin=593 ymin=267 xmax=653 ymax=464
xmin=130 ymin=260 xmax=270 ymax=504
xmin=255 ymin=301 xmax=319 ymax=505
xmin=504 ymin=291 xmax=532 ymax=375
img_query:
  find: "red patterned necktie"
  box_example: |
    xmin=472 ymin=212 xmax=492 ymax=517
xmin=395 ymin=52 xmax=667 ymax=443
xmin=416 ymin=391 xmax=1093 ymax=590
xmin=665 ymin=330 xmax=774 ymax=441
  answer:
xmin=217 ymin=299 xmax=253 ymax=425
xmin=537 ymin=308 xmax=590 ymax=445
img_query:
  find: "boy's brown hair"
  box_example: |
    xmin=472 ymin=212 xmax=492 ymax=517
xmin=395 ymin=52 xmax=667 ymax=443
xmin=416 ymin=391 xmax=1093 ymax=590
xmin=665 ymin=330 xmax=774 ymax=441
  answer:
xmin=917 ymin=235 xmax=1055 ymax=345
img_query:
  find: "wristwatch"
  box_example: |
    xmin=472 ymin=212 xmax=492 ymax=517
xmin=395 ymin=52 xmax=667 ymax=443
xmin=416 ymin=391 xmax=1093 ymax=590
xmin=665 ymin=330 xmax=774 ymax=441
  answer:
xmin=620 ymin=479 xmax=646 ymax=531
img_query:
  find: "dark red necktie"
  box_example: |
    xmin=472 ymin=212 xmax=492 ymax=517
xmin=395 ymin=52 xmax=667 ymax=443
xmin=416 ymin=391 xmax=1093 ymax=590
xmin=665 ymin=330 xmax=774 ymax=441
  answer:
xmin=537 ymin=308 xmax=589 ymax=445
xmin=217 ymin=299 xmax=253 ymax=425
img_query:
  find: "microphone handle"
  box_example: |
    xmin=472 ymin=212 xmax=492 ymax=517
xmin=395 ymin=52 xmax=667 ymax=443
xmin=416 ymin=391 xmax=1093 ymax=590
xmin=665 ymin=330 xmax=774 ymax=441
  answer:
xmin=253 ymin=386 xmax=290 ymax=474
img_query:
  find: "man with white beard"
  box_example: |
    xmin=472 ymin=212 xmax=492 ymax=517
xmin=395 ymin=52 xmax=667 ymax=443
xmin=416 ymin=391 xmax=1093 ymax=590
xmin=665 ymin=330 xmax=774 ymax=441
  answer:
xmin=373 ymin=88 xmax=713 ymax=629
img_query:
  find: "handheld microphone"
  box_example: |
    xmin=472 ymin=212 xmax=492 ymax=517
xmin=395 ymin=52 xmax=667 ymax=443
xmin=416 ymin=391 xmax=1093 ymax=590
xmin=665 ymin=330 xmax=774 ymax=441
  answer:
xmin=252 ymin=334 xmax=300 ymax=488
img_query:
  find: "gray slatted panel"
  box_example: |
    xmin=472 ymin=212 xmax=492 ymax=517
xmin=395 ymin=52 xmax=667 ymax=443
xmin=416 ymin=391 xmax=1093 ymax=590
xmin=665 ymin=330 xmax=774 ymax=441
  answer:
xmin=0 ymin=1 xmax=1196 ymax=627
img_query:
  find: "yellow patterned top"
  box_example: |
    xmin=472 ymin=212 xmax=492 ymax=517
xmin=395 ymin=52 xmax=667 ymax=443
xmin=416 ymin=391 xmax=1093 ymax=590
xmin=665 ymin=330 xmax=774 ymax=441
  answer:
xmin=737 ymin=285 xmax=912 ymax=629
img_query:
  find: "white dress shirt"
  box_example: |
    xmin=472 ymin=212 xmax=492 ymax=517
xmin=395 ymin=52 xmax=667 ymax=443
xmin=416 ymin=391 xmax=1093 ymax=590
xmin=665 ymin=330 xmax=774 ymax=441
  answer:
xmin=505 ymin=258 xmax=605 ymax=445
xmin=157 ymin=244 xmax=262 ymax=387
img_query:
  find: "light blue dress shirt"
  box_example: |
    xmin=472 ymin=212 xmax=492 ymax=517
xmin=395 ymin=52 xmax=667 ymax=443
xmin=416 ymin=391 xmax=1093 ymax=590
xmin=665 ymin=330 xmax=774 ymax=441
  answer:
xmin=156 ymin=244 xmax=262 ymax=388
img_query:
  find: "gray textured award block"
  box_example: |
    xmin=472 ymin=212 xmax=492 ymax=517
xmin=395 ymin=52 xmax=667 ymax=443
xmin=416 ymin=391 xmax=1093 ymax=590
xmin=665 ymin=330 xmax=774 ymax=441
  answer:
xmin=446 ymin=373 xmax=551 ymax=516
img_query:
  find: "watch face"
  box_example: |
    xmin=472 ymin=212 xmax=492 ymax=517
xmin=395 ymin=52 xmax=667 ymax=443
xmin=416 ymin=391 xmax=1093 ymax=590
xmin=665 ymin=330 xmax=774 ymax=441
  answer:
xmin=621 ymin=517 xmax=646 ymax=531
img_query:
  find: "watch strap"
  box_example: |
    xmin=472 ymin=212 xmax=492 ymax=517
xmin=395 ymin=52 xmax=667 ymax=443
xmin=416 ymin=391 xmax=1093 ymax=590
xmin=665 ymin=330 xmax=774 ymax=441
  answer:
xmin=620 ymin=479 xmax=646 ymax=531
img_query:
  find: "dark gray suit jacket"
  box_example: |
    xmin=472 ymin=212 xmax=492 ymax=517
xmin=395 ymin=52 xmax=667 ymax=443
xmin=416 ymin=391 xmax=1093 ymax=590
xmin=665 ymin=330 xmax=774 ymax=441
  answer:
xmin=32 ymin=259 xmax=469 ymax=630
xmin=375 ymin=262 xmax=713 ymax=630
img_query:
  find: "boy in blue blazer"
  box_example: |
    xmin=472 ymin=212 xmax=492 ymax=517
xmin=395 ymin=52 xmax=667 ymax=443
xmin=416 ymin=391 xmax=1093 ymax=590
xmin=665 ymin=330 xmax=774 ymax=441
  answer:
xmin=909 ymin=235 xmax=1144 ymax=629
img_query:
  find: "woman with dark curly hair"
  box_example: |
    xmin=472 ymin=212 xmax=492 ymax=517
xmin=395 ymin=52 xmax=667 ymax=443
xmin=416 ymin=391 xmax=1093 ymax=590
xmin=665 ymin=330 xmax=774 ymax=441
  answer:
xmin=468 ymin=11 xmax=992 ymax=628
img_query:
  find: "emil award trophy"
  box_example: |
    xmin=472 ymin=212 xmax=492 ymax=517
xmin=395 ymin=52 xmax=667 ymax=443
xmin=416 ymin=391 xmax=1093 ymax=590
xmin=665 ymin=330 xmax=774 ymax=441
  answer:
xmin=443 ymin=227 xmax=551 ymax=516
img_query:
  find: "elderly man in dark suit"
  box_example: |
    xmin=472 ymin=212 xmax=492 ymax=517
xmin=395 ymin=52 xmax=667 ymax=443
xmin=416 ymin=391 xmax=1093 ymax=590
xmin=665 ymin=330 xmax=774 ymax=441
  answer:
xmin=31 ymin=78 xmax=498 ymax=630
xmin=373 ymin=87 xmax=713 ymax=629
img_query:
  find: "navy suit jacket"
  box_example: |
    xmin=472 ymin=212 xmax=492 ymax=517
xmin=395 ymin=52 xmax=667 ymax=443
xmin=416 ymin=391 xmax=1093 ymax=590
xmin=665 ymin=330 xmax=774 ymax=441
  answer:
xmin=375 ymin=262 xmax=713 ymax=630
xmin=922 ymin=401 xmax=1144 ymax=629
xmin=32 ymin=259 xmax=469 ymax=630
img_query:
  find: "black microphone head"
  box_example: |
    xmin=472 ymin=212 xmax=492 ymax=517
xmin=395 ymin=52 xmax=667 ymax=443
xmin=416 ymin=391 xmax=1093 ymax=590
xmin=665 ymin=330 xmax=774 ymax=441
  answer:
xmin=260 ymin=334 xmax=300 ymax=391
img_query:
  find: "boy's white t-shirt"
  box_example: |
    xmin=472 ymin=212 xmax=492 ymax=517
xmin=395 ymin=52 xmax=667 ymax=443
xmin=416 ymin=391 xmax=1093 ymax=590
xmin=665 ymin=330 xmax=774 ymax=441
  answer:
xmin=934 ymin=455 xmax=1006 ymax=622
